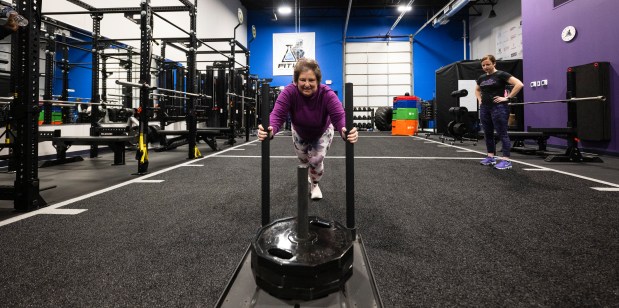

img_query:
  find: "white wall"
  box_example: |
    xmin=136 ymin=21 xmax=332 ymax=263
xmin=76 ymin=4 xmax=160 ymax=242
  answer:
xmin=469 ymin=0 xmax=522 ymax=60
xmin=41 ymin=0 xmax=247 ymax=65
xmin=40 ymin=0 xmax=247 ymax=106
xmin=0 ymin=0 xmax=247 ymax=157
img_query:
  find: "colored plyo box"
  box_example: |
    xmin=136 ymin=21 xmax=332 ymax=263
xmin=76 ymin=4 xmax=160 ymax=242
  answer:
xmin=393 ymin=100 xmax=418 ymax=109
xmin=392 ymin=108 xmax=418 ymax=120
xmin=393 ymin=95 xmax=420 ymax=102
xmin=391 ymin=120 xmax=418 ymax=136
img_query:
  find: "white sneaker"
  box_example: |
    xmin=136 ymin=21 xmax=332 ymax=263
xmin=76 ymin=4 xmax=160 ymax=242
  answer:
xmin=310 ymin=183 xmax=322 ymax=200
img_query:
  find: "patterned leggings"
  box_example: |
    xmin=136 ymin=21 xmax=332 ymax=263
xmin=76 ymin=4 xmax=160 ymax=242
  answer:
xmin=291 ymin=124 xmax=334 ymax=184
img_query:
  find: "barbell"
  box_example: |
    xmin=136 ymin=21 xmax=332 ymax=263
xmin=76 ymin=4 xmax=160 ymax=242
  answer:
xmin=507 ymin=95 xmax=606 ymax=106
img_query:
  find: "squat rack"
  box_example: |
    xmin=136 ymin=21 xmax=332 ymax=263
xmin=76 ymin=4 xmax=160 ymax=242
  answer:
xmin=1 ymin=0 xmax=45 ymax=211
xmin=42 ymin=0 xmax=202 ymax=174
xmin=0 ymin=0 xmax=202 ymax=211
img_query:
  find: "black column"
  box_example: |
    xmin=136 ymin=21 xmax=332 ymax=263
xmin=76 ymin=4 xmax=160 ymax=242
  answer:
xmin=136 ymin=0 xmax=152 ymax=174
xmin=123 ymin=49 xmax=133 ymax=109
xmin=10 ymin=0 xmax=44 ymax=211
xmin=345 ymin=83 xmax=355 ymax=237
xmin=186 ymin=1 xmax=199 ymax=159
xmin=60 ymin=37 xmax=69 ymax=125
xmin=260 ymin=82 xmax=270 ymax=226
xmin=101 ymin=56 xmax=107 ymax=102
xmin=228 ymin=40 xmax=236 ymax=134
xmin=90 ymin=13 xmax=102 ymax=157
xmin=61 ymin=36 xmax=69 ymax=102
xmin=157 ymin=43 xmax=166 ymax=130
xmin=42 ymin=29 xmax=55 ymax=125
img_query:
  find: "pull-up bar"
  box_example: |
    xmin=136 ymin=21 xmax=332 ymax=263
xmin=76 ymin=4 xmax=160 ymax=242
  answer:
xmin=42 ymin=6 xmax=191 ymax=15
xmin=39 ymin=99 xmax=124 ymax=107
xmin=115 ymin=80 xmax=212 ymax=99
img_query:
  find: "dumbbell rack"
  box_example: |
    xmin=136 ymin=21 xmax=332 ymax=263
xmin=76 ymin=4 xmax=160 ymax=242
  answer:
xmin=438 ymin=106 xmax=478 ymax=146
xmin=419 ymin=101 xmax=434 ymax=130
xmin=353 ymin=107 xmax=374 ymax=131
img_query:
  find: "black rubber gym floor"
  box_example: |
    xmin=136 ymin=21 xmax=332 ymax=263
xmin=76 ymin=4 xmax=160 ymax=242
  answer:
xmin=1 ymin=131 xmax=618 ymax=307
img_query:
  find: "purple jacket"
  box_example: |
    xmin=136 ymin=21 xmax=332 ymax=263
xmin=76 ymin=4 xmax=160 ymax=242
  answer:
xmin=270 ymin=83 xmax=346 ymax=141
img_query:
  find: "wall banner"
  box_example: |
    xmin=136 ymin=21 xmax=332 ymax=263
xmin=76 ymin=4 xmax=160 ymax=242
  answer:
xmin=496 ymin=20 xmax=522 ymax=60
xmin=272 ymin=32 xmax=315 ymax=76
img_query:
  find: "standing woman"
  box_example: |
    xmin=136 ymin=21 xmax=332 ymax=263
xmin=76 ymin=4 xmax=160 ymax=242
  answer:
xmin=258 ymin=58 xmax=358 ymax=200
xmin=475 ymin=55 xmax=524 ymax=170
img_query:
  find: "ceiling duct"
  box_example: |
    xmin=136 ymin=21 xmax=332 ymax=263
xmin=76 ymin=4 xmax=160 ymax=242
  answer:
xmin=432 ymin=0 xmax=475 ymax=28
xmin=446 ymin=0 xmax=474 ymax=17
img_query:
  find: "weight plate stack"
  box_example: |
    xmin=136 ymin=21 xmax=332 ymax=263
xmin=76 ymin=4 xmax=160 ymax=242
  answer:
xmin=250 ymin=216 xmax=354 ymax=301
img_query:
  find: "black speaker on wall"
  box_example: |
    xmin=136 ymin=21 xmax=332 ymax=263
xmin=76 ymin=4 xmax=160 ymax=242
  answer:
xmin=566 ymin=62 xmax=611 ymax=141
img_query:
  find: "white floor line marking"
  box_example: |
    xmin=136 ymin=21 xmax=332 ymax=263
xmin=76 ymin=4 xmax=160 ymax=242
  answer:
xmin=135 ymin=179 xmax=165 ymax=183
xmin=213 ymin=155 xmax=481 ymax=160
xmin=182 ymin=164 xmax=204 ymax=167
xmin=523 ymin=168 xmax=552 ymax=171
xmin=353 ymin=135 xmax=412 ymax=138
xmin=591 ymin=187 xmax=619 ymax=192
xmin=456 ymin=150 xmax=474 ymax=153
xmin=0 ymin=140 xmax=259 ymax=228
xmin=38 ymin=209 xmax=88 ymax=215
xmin=411 ymin=135 xmax=619 ymax=189
xmin=229 ymin=148 xmax=245 ymax=151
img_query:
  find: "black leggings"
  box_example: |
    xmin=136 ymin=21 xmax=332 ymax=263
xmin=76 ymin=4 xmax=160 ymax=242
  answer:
xmin=480 ymin=103 xmax=510 ymax=157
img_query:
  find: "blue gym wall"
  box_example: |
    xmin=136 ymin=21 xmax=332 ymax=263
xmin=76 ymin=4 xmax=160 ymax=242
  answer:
xmin=246 ymin=8 xmax=467 ymax=102
xmin=247 ymin=9 xmax=345 ymax=96
xmin=53 ymin=33 xmax=93 ymax=102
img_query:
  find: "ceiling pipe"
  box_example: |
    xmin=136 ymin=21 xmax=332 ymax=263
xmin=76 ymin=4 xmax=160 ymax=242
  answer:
xmin=412 ymin=0 xmax=474 ymax=38
xmin=386 ymin=0 xmax=415 ymax=37
xmin=446 ymin=0 xmax=473 ymax=18
xmin=343 ymin=0 xmax=353 ymax=41
xmin=462 ymin=19 xmax=467 ymax=59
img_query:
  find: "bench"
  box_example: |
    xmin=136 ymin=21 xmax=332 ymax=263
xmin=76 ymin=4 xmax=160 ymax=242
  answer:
xmin=153 ymin=127 xmax=233 ymax=152
xmin=41 ymin=135 xmax=136 ymax=167
xmin=480 ymin=131 xmax=550 ymax=154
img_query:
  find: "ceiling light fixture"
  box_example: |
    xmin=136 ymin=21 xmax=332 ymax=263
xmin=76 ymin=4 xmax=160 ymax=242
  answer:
xmin=488 ymin=6 xmax=497 ymax=18
xmin=278 ymin=5 xmax=292 ymax=15
xmin=397 ymin=5 xmax=412 ymax=12
xmin=488 ymin=0 xmax=497 ymax=18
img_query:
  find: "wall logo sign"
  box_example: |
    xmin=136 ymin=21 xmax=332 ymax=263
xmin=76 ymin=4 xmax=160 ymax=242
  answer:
xmin=273 ymin=32 xmax=315 ymax=76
